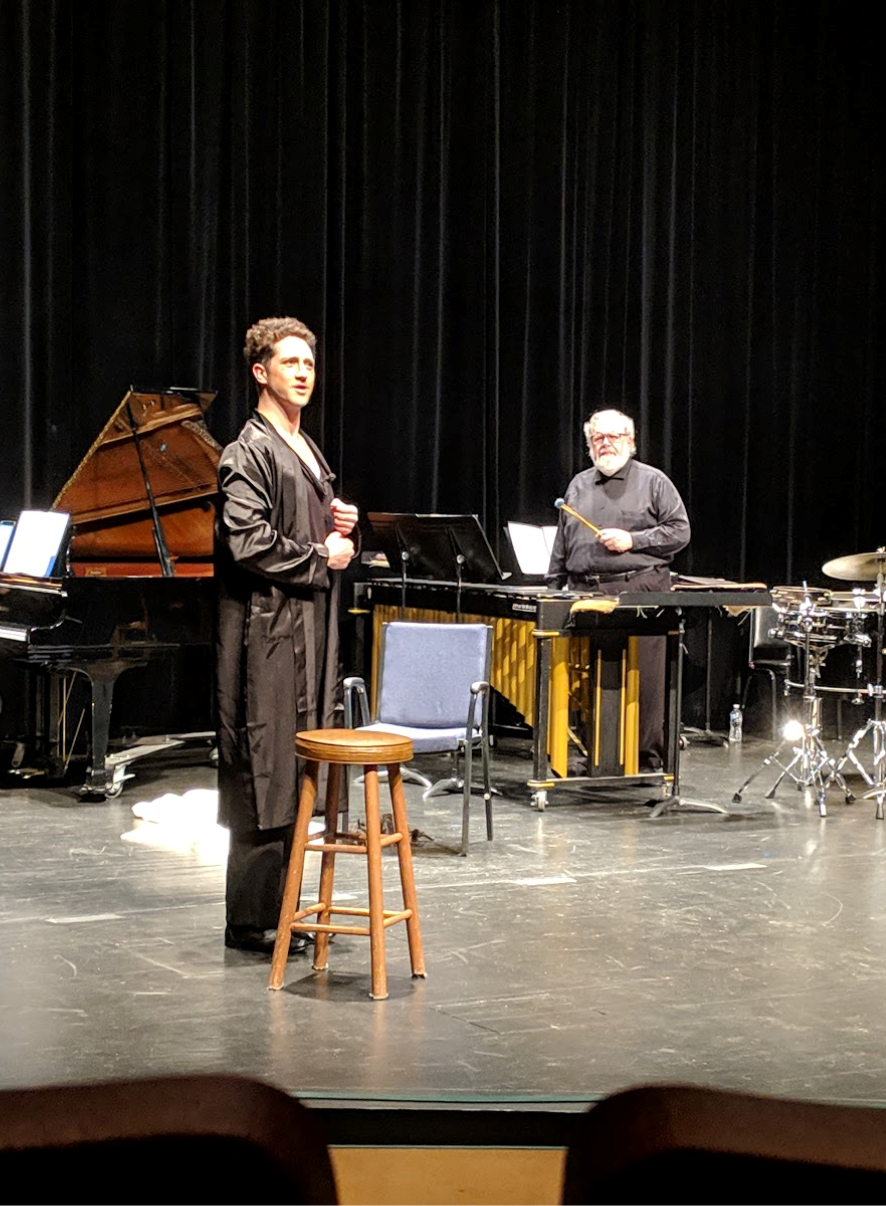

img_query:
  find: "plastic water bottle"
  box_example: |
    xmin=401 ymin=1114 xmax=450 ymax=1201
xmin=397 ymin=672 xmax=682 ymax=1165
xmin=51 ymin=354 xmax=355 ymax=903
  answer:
xmin=728 ymin=703 xmax=743 ymax=744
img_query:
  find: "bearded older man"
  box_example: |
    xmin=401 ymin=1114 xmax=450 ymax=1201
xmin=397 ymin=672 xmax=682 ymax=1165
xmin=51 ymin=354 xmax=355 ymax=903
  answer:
xmin=545 ymin=408 xmax=690 ymax=771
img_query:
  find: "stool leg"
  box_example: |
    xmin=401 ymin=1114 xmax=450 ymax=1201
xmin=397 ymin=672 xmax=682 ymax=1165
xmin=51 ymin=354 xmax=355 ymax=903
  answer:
xmin=269 ymin=760 xmax=319 ymax=991
xmin=388 ymin=761 xmax=426 ymax=979
xmin=312 ymin=761 xmax=342 ymax=973
xmin=364 ymin=763 xmax=388 ymax=1000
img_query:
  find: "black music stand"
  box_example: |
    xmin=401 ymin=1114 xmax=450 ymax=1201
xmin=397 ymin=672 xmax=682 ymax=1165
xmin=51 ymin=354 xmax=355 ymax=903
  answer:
xmin=367 ymin=513 xmax=507 ymax=617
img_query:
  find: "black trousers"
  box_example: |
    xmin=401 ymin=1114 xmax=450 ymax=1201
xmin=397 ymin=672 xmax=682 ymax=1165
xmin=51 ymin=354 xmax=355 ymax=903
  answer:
xmin=224 ymin=758 xmax=347 ymax=930
xmin=225 ymin=824 xmax=293 ymax=931
xmin=593 ymin=566 xmax=670 ymax=770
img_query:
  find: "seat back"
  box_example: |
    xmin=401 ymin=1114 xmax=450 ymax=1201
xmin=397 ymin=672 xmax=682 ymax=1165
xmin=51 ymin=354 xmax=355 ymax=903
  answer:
xmin=375 ymin=622 xmax=492 ymax=728
xmin=562 ymin=1083 xmax=886 ymax=1204
xmin=0 ymin=1073 xmax=338 ymax=1203
xmin=750 ymin=604 xmax=790 ymax=663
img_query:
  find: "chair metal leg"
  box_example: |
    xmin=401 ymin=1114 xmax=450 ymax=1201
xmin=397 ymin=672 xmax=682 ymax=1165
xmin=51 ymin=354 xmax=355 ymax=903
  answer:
xmin=481 ymin=732 xmax=493 ymax=842
xmin=459 ymin=740 xmax=473 ymax=856
xmin=426 ymin=732 xmax=496 ymax=855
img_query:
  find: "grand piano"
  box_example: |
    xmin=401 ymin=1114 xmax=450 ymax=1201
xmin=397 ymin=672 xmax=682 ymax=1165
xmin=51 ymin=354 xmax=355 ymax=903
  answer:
xmin=0 ymin=388 xmax=221 ymax=796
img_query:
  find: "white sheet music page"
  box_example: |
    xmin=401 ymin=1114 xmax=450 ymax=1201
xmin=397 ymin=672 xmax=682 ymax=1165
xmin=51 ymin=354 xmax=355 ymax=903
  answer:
xmin=3 ymin=510 xmax=70 ymax=577
xmin=507 ymin=521 xmax=558 ymax=576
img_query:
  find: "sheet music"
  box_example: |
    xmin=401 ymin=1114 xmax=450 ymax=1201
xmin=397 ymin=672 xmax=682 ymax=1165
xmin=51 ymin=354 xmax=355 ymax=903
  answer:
xmin=2 ymin=510 xmax=69 ymax=577
xmin=507 ymin=521 xmax=558 ymax=576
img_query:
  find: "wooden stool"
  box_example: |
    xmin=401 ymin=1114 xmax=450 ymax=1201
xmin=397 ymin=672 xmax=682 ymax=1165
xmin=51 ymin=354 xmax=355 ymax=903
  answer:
xmin=268 ymin=728 xmax=426 ymax=1000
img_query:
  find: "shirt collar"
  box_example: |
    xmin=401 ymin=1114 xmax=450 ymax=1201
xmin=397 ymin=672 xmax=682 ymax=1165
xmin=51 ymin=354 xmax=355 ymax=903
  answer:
xmin=594 ymin=458 xmax=634 ymax=484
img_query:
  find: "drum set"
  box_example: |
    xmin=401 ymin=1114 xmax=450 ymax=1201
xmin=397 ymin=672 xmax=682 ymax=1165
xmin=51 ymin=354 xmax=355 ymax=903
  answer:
xmin=733 ymin=548 xmax=886 ymax=817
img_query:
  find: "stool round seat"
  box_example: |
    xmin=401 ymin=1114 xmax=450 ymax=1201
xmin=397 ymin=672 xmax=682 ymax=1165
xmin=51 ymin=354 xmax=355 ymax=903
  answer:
xmin=294 ymin=728 xmax=414 ymax=765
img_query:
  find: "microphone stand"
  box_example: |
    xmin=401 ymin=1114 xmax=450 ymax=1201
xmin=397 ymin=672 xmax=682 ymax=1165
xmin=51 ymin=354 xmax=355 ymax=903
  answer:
xmin=398 ymin=548 xmax=410 ymax=617
xmin=455 ymin=552 xmax=465 ymax=622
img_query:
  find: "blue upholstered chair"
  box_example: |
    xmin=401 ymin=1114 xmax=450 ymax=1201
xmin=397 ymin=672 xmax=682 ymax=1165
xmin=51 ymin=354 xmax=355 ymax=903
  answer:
xmin=344 ymin=621 xmax=494 ymax=855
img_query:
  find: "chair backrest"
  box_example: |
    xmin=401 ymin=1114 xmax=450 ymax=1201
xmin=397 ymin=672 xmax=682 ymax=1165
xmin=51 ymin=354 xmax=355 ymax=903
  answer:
xmin=375 ymin=621 xmax=492 ymax=728
xmin=562 ymin=1083 xmax=886 ymax=1204
xmin=749 ymin=604 xmax=789 ymax=661
xmin=0 ymin=1073 xmax=338 ymax=1204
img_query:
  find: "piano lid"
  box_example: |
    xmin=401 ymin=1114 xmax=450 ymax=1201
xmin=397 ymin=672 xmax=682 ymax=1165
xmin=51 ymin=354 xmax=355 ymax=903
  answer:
xmin=53 ymin=388 xmax=220 ymax=523
xmin=52 ymin=387 xmax=223 ymax=574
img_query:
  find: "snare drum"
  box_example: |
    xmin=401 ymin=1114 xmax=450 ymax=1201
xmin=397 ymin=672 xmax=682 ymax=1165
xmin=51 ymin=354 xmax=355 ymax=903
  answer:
xmin=770 ymin=586 xmax=848 ymax=648
xmin=819 ymin=589 xmax=880 ymax=617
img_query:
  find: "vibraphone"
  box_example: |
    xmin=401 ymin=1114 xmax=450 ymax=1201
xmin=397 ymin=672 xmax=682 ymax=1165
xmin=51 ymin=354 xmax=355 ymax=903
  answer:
xmin=351 ymin=580 xmax=770 ymax=810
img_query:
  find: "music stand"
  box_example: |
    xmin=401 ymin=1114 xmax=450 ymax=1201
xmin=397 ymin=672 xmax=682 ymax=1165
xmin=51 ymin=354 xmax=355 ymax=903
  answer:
xmin=367 ymin=513 xmax=507 ymax=617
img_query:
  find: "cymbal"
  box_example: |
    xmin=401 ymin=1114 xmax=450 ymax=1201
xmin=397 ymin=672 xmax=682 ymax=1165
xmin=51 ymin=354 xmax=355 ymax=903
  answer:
xmin=822 ymin=549 xmax=886 ymax=582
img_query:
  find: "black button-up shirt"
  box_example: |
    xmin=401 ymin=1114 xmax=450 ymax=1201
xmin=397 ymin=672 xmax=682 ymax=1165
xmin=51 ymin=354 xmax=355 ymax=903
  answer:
xmin=545 ymin=458 xmax=690 ymax=588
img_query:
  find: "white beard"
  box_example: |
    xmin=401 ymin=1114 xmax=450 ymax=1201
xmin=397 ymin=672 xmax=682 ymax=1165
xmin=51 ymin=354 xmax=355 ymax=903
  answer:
xmin=591 ymin=448 xmax=632 ymax=476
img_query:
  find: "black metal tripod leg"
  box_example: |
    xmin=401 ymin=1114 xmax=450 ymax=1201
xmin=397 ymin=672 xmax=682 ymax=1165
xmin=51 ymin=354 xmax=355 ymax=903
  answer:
xmin=732 ymin=739 xmax=790 ymax=802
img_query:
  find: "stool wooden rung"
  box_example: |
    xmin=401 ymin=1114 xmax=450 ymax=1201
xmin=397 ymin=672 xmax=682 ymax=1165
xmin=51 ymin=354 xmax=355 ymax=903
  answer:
xmin=269 ymin=728 xmax=426 ymax=1000
xmin=289 ymin=904 xmax=415 ymax=937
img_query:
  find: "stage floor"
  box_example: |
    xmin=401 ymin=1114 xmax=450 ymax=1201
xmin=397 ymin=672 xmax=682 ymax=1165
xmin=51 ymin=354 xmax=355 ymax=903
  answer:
xmin=2 ymin=732 xmax=886 ymax=1114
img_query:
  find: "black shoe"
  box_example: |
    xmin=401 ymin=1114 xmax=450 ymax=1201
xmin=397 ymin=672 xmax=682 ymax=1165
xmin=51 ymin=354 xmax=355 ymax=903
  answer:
xmin=639 ymin=752 xmax=663 ymax=773
xmin=224 ymin=925 xmax=310 ymax=955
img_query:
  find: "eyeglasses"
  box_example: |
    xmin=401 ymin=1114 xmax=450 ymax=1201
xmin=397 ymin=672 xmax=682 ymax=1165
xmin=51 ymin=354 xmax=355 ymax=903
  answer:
xmin=590 ymin=431 xmax=631 ymax=446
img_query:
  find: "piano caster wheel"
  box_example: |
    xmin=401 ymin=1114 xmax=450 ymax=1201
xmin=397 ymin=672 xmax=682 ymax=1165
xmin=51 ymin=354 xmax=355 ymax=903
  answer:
xmin=79 ymin=767 xmax=128 ymax=800
xmin=531 ymin=790 xmax=547 ymax=811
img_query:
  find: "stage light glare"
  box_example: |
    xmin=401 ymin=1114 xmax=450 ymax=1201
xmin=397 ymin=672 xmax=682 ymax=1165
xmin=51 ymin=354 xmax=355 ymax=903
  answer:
xmin=782 ymin=719 xmax=805 ymax=742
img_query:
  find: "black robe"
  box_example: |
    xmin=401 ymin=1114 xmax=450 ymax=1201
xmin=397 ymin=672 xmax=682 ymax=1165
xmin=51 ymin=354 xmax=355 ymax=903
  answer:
xmin=214 ymin=411 xmax=343 ymax=833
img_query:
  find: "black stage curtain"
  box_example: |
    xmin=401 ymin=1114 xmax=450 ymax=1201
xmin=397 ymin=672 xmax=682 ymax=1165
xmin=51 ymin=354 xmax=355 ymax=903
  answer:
xmin=0 ymin=0 xmax=882 ymax=587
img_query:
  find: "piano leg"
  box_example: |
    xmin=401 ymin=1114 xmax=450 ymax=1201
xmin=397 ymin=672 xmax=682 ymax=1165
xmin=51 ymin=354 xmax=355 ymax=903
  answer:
xmin=75 ymin=661 xmax=146 ymax=798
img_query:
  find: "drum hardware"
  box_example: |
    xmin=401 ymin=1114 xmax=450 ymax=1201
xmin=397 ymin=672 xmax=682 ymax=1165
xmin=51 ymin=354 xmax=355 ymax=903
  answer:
xmin=823 ymin=549 xmax=886 ymax=818
xmin=732 ymin=584 xmax=851 ymax=816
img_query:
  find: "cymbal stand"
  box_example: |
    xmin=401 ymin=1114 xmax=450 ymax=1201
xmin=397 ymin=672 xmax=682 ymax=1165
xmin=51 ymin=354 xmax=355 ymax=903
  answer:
xmin=732 ymin=595 xmax=849 ymax=817
xmin=826 ymin=575 xmax=886 ymax=818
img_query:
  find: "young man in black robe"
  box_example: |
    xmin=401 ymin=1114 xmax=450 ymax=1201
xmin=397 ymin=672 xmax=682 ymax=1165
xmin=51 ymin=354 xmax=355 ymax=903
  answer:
xmin=215 ymin=316 xmax=358 ymax=953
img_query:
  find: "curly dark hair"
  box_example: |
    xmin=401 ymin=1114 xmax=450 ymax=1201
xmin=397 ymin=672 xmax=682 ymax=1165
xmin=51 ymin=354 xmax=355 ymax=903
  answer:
xmin=242 ymin=316 xmax=317 ymax=382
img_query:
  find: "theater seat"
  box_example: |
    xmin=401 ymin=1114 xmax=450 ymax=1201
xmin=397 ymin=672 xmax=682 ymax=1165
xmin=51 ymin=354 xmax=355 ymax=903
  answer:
xmin=0 ymin=1073 xmax=338 ymax=1205
xmin=562 ymin=1082 xmax=886 ymax=1204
